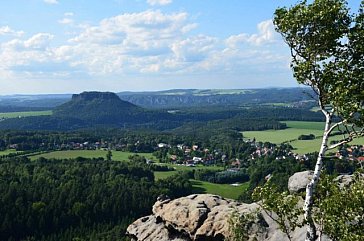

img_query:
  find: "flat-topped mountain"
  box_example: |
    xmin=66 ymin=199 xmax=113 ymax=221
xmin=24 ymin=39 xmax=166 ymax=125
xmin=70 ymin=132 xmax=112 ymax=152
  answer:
xmin=54 ymin=91 xmax=141 ymax=122
xmin=0 ymin=91 xmax=172 ymax=130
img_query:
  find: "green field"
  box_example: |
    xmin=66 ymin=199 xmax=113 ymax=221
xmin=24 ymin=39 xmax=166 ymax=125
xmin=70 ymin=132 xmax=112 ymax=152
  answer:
xmin=154 ymin=171 xmax=178 ymax=180
xmin=243 ymin=121 xmax=363 ymax=154
xmin=0 ymin=110 xmax=52 ymax=119
xmin=0 ymin=149 xmax=20 ymax=156
xmin=29 ymin=150 xmax=156 ymax=161
xmin=191 ymin=180 xmax=249 ymax=200
xmin=155 ymin=171 xmax=248 ymax=199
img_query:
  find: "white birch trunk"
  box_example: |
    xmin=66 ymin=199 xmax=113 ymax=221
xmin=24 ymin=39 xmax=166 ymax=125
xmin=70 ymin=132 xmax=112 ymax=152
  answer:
xmin=304 ymin=113 xmax=331 ymax=241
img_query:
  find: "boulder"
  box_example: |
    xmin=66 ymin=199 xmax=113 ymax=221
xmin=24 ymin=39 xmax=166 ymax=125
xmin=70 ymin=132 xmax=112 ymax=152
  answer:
xmin=288 ymin=170 xmax=313 ymax=193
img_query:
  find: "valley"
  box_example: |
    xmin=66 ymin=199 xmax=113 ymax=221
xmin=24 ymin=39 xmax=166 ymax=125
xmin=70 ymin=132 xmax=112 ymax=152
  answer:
xmin=0 ymin=88 xmax=362 ymax=241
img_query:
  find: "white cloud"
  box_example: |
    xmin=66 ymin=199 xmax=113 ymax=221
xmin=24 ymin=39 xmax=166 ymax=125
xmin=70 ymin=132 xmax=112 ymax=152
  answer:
xmin=226 ymin=19 xmax=279 ymax=47
xmin=0 ymin=12 xmax=291 ymax=89
xmin=147 ymin=0 xmax=172 ymax=6
xmin=64 ymin=12 xmax=74 ymax=17
xmin=24 ymin=33 xmax=54 ymax=49
xmin=44 ymin=0 xmax=59 ymax=4
xmin=58 ymin=18 xmax=74 ymax=25
xmin=0 ymin=26 xmax=24 ymax=37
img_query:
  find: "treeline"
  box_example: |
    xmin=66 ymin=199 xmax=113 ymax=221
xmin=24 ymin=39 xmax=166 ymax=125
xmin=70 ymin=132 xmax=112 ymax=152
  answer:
xmin=0 ymin=157 xmax=192 ymax=241
xmin=0 ymin=104 xmax=323 ymax=131
xmin=191 ymin=169 xmax=249 ymax=184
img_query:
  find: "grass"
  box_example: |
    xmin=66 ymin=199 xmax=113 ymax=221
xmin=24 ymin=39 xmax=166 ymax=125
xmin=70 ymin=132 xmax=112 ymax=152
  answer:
xmin=243 ymin=122 xmax=324 ymax=144
xmin=0 ymin=149 xmax=20 ymax=156
xmin=154 ymin=171 xmax=178 ymax=180
xmin=191 ymin=180 xmax=249 ymax=200
xmin=154 ymin=165 xmax=247 ymax=199
xmin=0 ymin=110 xmax=52 ymax=119
xmin=243 ymin=121 xmax=364 ymax=154
xmin=29 ymin=150 xmax=156 ymax=161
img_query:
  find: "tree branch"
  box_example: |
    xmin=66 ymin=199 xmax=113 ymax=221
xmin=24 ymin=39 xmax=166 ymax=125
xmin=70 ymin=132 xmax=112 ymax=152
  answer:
xmin=327 ymin=120 xmax=346 ymax=135
xmin=327 ymin=129 xmax=364 ymax=150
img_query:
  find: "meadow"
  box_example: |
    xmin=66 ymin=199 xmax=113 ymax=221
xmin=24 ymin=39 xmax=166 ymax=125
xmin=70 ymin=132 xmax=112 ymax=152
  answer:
xmin=0 ymin=110 xmax=52 ymax=119
xmin=0 ymin=149 xmax=20 ymax=156
xmin=191 ymin=180 xmax=249 ymax=200
xmin=243 ymin=121 xmax=363 ymax=154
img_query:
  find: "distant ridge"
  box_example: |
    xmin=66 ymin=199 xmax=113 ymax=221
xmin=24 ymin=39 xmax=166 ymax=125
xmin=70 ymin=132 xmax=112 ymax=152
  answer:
xmin=117 ymin=88 xmax=314 ymax=108
xmin=0 ymin=88 xmax=313 ymax=109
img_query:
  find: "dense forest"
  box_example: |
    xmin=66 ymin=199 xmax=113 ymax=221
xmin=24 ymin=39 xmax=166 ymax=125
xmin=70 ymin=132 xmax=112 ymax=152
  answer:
xmin=0 ymin=157 xmax=192 ymax=241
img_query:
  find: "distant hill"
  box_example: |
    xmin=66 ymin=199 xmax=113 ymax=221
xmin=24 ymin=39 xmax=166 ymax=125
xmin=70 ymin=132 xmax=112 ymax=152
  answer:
xmin=54 ymin=92 xmax=142 ymax=124
xmin=0 ymin=88 xmax=315 ymax=109
xmin=0 ymin=92 xmax=173 ymax=130
xmin=117 ymin=88 xmax=315 ymax=108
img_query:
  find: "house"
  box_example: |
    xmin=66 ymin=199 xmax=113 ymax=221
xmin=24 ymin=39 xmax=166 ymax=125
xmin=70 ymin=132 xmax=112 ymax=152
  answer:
xmin=193 ymin=157 xmax=202 ymax=163
xmin=158 ymin=143 xmax=169 ymax=148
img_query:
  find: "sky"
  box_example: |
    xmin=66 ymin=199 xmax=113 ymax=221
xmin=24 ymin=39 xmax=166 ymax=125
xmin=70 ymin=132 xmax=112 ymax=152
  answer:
xmin=0 ymin=0 xmax=361 ymax=94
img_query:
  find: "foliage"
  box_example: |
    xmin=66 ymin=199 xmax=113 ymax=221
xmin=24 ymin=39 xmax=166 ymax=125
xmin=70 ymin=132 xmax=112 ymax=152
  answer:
xmin=274 ymin=1 xmax=364 ymax=239
xmin=0 ymin=156 xmax=192 ymax=241
xmin=240 ymin=155 xmax=309 ymax=203
xmin=192 ymin=169 xmax=249 ymax=184
xmin=315 ymin=172 xmax=364 ymax=241
xmin=252 ymin=181 xmax=304 ymax=241
xmin=298 ymin=134 xmax=315 ymax=140
xmin=227 ymin=210 xmax=261 ymax=241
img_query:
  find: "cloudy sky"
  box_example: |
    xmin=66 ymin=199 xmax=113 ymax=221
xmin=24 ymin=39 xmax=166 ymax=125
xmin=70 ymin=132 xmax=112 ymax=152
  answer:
xmin=0 ymin=0 xmax=361 ymax=94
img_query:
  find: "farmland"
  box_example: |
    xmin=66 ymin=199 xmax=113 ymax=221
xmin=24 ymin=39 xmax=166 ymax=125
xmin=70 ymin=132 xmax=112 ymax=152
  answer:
xmin=243 ymin=121 xmax=363 ymax=154
xmin=0 ymin=110 xmax=52 ymax=119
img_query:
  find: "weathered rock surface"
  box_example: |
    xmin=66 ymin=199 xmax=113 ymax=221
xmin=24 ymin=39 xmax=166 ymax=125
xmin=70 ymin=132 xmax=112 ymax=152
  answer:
xmin=127 ymin=194 xmax=310 ymax=241
xmin=288 ymin=170 xmax=313 ymax=193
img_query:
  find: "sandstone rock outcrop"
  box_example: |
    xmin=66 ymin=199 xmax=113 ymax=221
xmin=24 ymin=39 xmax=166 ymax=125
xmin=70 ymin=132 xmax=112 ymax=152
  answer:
xmin=288 ymin=170 xmax=313 ymax=193
xmin=126 ymin=194 xmax=309 ymax=241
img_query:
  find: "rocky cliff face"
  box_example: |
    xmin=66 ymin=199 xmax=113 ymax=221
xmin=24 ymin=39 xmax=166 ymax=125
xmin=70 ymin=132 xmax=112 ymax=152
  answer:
xmin=126 ymin=171 xmax=346 ymax=241
xmin=126 ymin=194 xmax=310 ymax=241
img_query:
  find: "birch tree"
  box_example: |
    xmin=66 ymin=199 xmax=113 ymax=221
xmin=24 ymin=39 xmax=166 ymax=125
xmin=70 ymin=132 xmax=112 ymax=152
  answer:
xmin=273 ymin=0 xmax=364 ymax=240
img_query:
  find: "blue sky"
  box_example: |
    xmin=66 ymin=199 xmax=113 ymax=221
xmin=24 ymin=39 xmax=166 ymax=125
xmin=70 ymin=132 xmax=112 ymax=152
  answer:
xmin=0 ymin=0 xmax=361 ymax=94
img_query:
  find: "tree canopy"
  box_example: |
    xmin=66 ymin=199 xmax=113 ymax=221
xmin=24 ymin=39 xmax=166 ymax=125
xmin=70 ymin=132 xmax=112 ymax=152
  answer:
xmin=274 ymin=0 xmax=364 ymax=240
